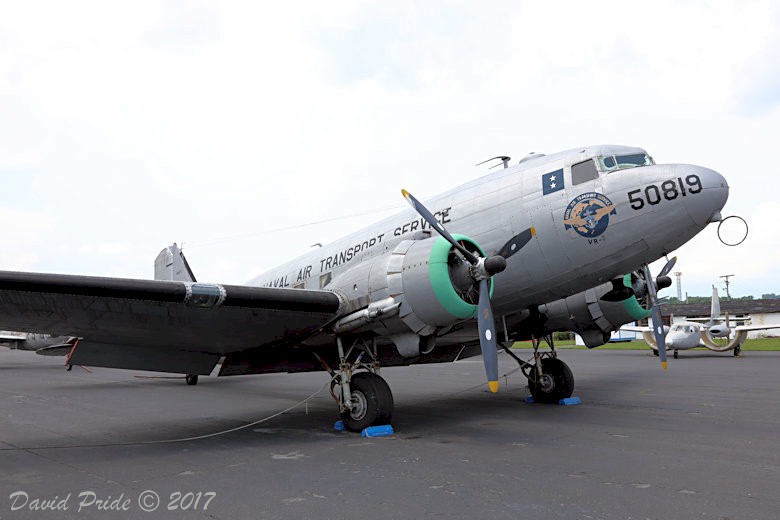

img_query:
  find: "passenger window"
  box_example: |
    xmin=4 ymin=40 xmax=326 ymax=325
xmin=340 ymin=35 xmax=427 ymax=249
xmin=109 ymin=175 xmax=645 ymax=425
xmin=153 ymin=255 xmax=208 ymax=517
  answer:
xmin=571 ymin=159 xmax=599 ymax=185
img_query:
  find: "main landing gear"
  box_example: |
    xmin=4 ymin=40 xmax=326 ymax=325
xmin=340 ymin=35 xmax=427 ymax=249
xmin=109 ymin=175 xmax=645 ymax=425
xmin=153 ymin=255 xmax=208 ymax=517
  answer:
xmin=322 ymin=334 xmax=575 ymax=432
xmin=501 ymin=334 xmax=575 ymax=404
xmin=320 ymin=337 xmax=393 ymax=432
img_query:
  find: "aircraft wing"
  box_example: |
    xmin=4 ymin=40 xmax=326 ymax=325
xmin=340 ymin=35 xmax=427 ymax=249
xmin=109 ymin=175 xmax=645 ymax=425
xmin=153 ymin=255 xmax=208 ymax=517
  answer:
xmin=733 ymin=324 xmax=780 ymax=332
xmin=0 ymin=270 xmax=343 ymax=375
xmin=0 ymin=331 xmax=27 ymax=340
xmin=618 ymin=325 xmax=651 ymax=333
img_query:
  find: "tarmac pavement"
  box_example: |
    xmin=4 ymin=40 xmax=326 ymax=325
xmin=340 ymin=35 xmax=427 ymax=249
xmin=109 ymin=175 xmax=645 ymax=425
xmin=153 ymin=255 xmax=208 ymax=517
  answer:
xmin=1 ymin=347 xmax=779 ymax=519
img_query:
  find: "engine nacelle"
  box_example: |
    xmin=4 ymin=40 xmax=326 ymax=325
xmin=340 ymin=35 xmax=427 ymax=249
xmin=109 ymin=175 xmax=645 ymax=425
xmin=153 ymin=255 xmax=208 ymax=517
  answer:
xmin=371 ymin=235 xmax=486 ymax=333
xmin=327 ymin=234 xmax=488 ymax=357
xmin=708 ymin=325 xmax=731 ymax=337
xmin=507 ymin=274 xmax=652 ymax=348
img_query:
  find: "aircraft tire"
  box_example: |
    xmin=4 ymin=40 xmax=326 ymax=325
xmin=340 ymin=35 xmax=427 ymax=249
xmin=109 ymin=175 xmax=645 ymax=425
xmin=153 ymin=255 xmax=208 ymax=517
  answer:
xmin=528 ymin=358 xmax=574 ymax=404
xmin=185 ymin=374 xmax=199 ymax=386
xmin=673 ymin=350 xmax=679 ymax=359
xmin=734 ymin=345 xmax=741 ymax=357
xmin=341 ymin=372 xmax=393 ymax=431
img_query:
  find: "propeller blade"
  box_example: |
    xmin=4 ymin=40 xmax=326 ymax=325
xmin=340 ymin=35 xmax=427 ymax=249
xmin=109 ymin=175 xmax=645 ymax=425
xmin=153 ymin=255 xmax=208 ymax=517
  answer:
xmin=650 ymin=304 xmax=668 ymax=369
xmin=401 ymin=189 xmax=479 ymax=265
xmin=477 ymin=278 xmax=499 ymax=392
xmin=657 ymin=256 xmax=677 ymax=278
xmin=643 ymin=265 xmax=668 ymax=369
xmin=495 ymin=227 xmax=536 ymax=259
xmin=401 ymin=189 xmax=506 ymax=392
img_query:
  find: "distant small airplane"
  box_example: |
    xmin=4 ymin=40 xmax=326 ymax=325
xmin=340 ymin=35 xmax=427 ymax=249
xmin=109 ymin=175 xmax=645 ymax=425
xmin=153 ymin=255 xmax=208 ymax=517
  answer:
xmin=0 ymin=331 xmax=78 ymax=356
xmin=624 ymin=286 xmax=780 ymax=357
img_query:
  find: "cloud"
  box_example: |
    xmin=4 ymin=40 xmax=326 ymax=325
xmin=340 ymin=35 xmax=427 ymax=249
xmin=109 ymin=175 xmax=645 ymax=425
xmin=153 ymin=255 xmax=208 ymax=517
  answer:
xmin=0 ymin=207 xmax=55 ymax=270
xmin=0 ymin=0 xmax=778 ymax=296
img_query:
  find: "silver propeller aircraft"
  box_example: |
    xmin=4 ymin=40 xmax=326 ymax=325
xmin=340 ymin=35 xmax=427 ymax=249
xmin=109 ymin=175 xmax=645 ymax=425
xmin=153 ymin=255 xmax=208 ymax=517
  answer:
xmin=0 ymin=331 xmax=78 ymax=355
xmin=0 ymin=145 xmax=731 ymax=431
xmin=627 ymin=285 xmax=780 ymax=357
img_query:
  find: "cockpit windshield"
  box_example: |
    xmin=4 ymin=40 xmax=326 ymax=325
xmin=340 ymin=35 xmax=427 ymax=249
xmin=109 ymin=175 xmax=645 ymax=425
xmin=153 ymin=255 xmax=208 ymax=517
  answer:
xmin=671 ymin=324 xmax=696 ymax=333
xmin=598 ymin=153 xmax=654 ymax=173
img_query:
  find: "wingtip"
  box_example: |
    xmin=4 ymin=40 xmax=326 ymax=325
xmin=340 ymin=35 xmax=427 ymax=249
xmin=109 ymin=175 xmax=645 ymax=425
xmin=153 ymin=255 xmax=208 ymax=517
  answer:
xmin=488 ymin=381 xmax=499 ymax=393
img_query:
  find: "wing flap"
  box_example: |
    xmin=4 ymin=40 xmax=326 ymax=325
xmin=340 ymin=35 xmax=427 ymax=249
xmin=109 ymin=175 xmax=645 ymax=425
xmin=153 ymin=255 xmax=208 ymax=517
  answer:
xmin=68 ymin=341 xmax=223 ymax=375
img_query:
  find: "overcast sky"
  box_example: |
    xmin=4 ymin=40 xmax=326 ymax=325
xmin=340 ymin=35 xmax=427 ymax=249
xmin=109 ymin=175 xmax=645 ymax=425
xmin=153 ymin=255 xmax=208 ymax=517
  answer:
xmin=1 ymin=0 xmax=779 ymax=299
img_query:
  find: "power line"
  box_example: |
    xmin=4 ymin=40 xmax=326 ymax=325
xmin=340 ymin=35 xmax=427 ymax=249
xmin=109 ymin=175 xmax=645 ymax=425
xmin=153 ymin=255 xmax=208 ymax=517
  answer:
xmin=184 ymin=202 xmax=407 ymax=248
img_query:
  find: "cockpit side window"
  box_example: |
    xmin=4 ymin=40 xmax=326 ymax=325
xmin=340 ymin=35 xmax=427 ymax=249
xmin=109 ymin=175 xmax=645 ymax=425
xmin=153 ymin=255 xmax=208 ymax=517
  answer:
xmin=571 ymin=159 xmax=599 ymax=185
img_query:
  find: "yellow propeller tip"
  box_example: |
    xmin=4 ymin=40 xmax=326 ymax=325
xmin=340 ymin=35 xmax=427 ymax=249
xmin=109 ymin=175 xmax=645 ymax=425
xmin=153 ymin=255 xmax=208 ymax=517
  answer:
xmin=488 ymin=381 xmax=499 ymax=393
xmin=530 ymin=226 xmax=537 ymax=237
xmin=661 ymin=361 xmax=668 ymax=370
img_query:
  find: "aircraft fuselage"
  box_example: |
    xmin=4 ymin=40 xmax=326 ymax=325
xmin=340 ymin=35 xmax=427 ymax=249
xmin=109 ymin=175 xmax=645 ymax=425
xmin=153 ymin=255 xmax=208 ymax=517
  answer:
xmin=251 ymin=145 xmax=728 ymax=323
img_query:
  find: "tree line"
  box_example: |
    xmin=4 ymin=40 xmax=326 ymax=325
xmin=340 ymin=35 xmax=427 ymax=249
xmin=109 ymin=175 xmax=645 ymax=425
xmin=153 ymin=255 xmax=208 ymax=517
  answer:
xmin=661 ymin=293 xmax=780 ymax=304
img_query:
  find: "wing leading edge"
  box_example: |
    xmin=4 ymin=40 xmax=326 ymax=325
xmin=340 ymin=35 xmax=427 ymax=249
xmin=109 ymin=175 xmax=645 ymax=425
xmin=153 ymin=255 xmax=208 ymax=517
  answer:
xmin=0 ymin=270 xmax=344 ymax=374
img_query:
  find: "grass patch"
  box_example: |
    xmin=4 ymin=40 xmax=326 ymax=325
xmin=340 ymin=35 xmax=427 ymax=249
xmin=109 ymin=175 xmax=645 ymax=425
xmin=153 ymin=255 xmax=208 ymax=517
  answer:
xmin=738 ymin=337 xmax=780 ymax=350
xmin=511 ymin=337 xmax=780 ymax=350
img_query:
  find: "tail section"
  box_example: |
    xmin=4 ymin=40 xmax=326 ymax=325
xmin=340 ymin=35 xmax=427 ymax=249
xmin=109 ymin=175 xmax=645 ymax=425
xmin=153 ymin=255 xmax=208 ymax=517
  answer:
xmin=154 ymin=243 xmax=197 ymax=282
xmin=707 ymin=285 xmax=721 ymax=326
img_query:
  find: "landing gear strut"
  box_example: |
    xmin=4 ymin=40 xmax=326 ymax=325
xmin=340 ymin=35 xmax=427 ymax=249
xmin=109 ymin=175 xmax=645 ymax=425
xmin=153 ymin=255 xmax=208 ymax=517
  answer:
xmin=501 ymin=334 xmax=575 ymax=404
xmin=321 ymin=337 xmax=394 ymax=431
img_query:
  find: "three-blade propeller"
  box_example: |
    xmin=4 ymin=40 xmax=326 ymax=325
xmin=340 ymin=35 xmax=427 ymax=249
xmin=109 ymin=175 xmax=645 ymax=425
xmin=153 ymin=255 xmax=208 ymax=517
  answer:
xmin=599 ymin=256 xmax=676 ymax=370
xmin=401 ymin=189 xmax=535 ymax=392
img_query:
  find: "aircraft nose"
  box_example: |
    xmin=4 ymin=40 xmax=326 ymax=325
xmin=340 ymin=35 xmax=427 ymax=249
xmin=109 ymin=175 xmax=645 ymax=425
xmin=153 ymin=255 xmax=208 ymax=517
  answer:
xmin=680 ymin=165 xmax=729 ymax=227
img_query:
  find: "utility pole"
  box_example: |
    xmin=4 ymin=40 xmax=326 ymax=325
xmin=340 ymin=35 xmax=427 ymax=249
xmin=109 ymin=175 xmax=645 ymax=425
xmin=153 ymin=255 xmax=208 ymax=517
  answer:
xmin=720 ymin=274 xmax=735 ymax=300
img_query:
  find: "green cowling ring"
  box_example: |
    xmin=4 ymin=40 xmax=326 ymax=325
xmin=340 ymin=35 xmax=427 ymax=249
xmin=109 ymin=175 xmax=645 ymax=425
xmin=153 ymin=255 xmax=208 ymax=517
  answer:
xmin=427 ymin=234 xmax=492 ymax=319
xmin=621 ymin=273 xmax=651 ymax=321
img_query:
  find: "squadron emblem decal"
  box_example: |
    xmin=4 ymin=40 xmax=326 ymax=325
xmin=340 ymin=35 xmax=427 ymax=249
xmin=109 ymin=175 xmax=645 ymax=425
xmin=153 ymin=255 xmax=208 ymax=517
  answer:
xmin=563 ymin=192 xmax=617 ymax=239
